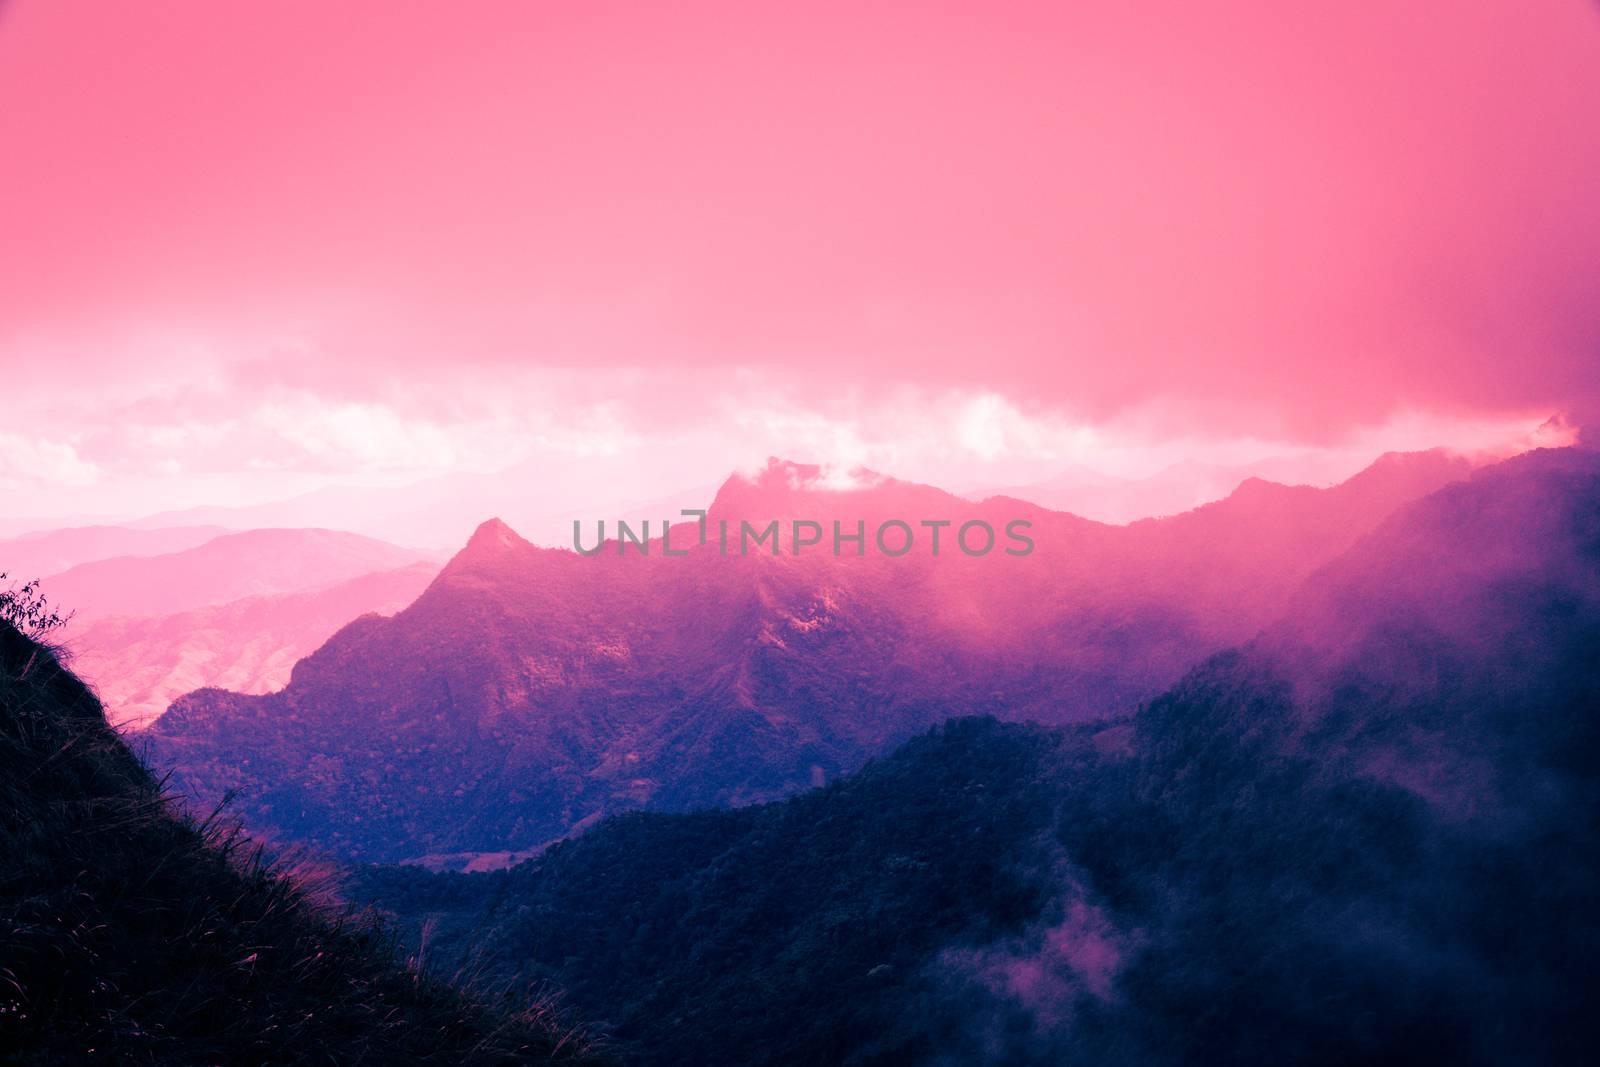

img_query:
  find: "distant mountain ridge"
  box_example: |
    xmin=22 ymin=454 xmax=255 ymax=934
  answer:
xmin=968 ymin=452 xmax=1369 ymax=522
xmin=0 ymin=524 xmax=230 ymax=581
xmin=69 ymin=562 xmax=439 ymax=729
xmin=129 ymin=461 xmax=719 ymax=551
xmin=43 ymin=528 xmax=434 ymax=620
xmin=145 ymin=449 xmax=1477 ymax=863
xmin=0 ymin=527 xmax=440 ymax=730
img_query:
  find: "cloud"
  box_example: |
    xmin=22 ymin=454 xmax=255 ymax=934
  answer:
xmin=0 ymin=433 xmax=100 ymax=490
xmin=4 ymin=0 xmax=1598 ymax=449
xmin=0 ymin=334 xmax=1571 ymax=525
xmin=910 ymin=864 xmax=1142 ymax=1067
xmin=947 ymin=897 xmax=1132 ymax=1018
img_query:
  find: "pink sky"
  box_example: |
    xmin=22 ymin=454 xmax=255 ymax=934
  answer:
xmin=2 ymin=1 xmax=1597 ymax=524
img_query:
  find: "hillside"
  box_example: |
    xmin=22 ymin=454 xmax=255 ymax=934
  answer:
xmin=146 ymin=451 xmax=1471 ymax=862
xmin=351 ymin=718 xmax=1089 ymax=1064
xmin=0 ymin=620 xmax=599 ymax=1064
xmin=353 ymin=447 xmax=1600 ymax=1065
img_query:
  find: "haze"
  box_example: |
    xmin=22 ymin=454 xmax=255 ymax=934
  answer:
xmin=3 ymin=1 xmax=1597 ymax=525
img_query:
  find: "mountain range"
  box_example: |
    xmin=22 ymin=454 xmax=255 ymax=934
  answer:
xmin=10 ymin=444 xmax=1594 ymax=1063
xmin=350 ymin=445 xmax=1600 ymax=1065
xmin=146 ymin=449 xmax=1473 ymax=863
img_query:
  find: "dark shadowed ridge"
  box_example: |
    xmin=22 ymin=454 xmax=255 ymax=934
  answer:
xmin=0 ymin=620 xmax=603 ymax=1065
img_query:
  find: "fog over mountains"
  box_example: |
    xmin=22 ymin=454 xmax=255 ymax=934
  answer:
xmin=145 ymin=449 xmax=1471 ymax=863
xmin=963 ymin=452 xmax=1369 ymax=523
xmin=8 ymin=444 xmax=1597 ymax=1065
xmin=352 ymin=446 xmax=1600 ymax=1065
xmin=8 ymin=2 xmax=1594 ymax=1058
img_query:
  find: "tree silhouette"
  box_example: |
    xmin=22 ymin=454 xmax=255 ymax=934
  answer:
xmin=0 ymin=572 xmax=74 ymax=639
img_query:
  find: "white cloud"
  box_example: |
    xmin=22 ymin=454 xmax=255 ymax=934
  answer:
xmin=0 ymin=433 xmax=101 ymax=490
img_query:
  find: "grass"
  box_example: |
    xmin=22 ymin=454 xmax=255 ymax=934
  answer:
xmin=0 ymin=618 xmax=603 ymax=1065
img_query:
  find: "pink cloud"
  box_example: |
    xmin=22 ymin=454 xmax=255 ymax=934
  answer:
xmin=1 ymin=1 xmax=1595 ymax=519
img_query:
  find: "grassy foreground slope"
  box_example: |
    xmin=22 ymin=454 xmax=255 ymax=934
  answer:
xmin=0 ymin=619 xmax=598 ymax=1066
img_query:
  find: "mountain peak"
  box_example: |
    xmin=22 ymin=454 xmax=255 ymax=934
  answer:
xmin=461 ymin=517 xmax=528 ymax=556
xmin=432 ymin=517 xmax=534 ymax=582
xmin=706 ymin=458 xmax=968 ymax=523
